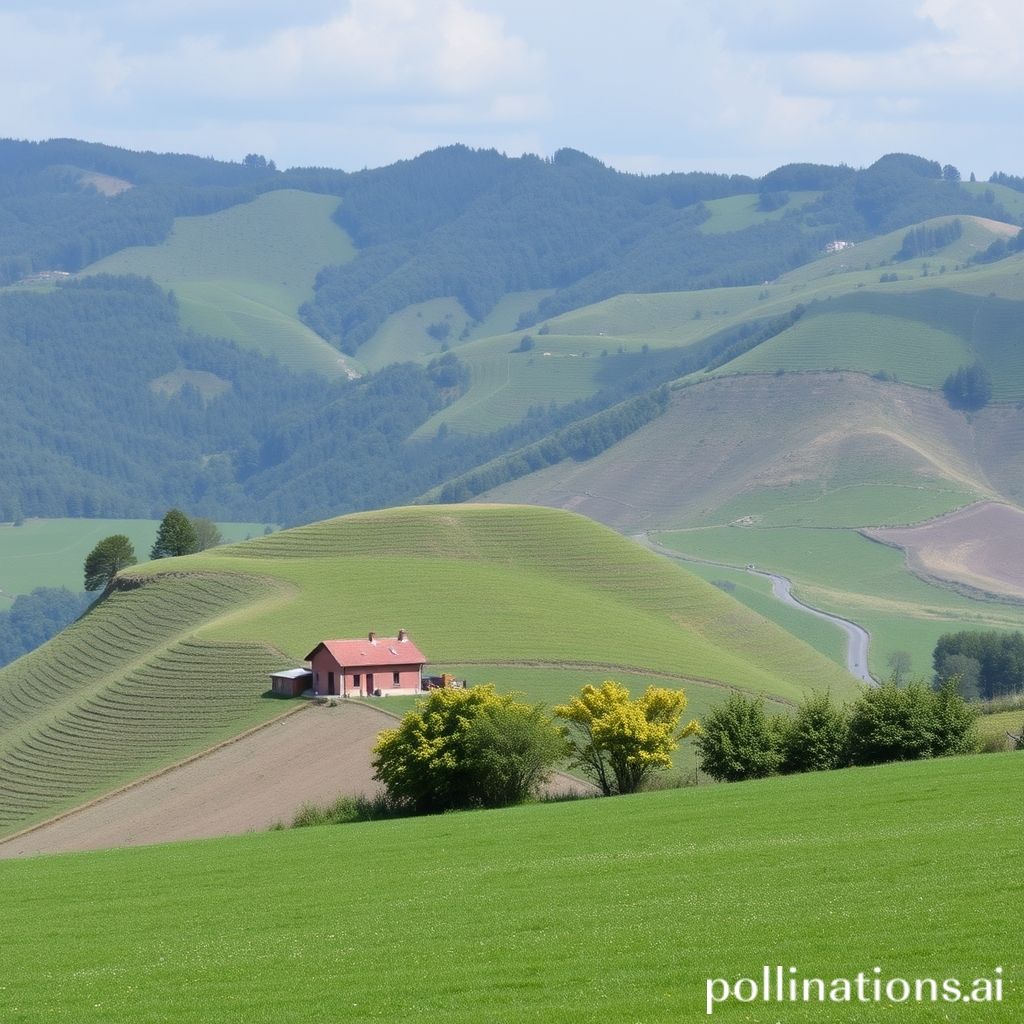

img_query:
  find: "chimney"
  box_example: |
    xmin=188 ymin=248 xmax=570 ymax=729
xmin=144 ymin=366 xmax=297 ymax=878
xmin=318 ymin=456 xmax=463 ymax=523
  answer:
xmin=368 ymin=631 xmax=377 ymax=643
xmin=398 ymin=629 xmax=408 ymax=642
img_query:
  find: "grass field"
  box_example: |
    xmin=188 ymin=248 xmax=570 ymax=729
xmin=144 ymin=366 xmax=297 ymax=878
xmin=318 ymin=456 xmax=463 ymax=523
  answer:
xmin=0 ymin=751 xmax=1018 ymax=1022
xmin=679 ymin=561 xmax=848 ymax=667
xmin=978 ymin=709 xmax=1024 ymax=751
xmin=412 ymin=332 xmax=617 ymax=435
xmin=0 ymin=505 xmax=856 ymax=836
xmin=0 ymin=518 xmax=272 ymax=602
xmin=653 ymin=525 xmax=1024 ymax=680
xmin=698 ymin=190 xmax=822 ymax=234
xmin=82 ymin=190 xmax=356 ymax=377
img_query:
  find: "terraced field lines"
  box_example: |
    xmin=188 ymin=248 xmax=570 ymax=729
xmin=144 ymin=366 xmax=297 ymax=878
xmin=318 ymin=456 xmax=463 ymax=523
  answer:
xmin=0 ymin=573 xmax=288 ymax=833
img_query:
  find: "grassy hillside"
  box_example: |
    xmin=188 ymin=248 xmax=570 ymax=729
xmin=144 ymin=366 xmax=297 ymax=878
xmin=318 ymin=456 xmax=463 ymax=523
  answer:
xmin=481 ymin=372 xmax=1024 ymax=677
xmin=483 ymin=373 xmax=993 ymax=532
xmin=698 ymin=189 xmax=822 ymax=234
xmin=0 ymin=752 xmax=1018 ymax=1022
xmin=403 ymin=216 xmax=1024 ymax=435
xmin=358 ymin=291 xmax=554 ymax=373
xmin=83 ymin=190 xmax=357 ymax=377
xmin=0 ymin=505 xmax=856 ymax=836
xmin=0 ymin=518 xmax=271 ymax=602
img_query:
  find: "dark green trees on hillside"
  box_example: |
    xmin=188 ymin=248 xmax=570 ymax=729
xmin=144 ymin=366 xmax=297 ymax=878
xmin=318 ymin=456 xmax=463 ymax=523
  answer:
xmin=84 ymin=535 xmax=137 ymax=591
xmin=934 ymin=630 xmax=1024 ymax=699
xmin=151 ymin=509 xmax=198 ymax=559
xmin=943 ymin=362 xmax=993 ymax=410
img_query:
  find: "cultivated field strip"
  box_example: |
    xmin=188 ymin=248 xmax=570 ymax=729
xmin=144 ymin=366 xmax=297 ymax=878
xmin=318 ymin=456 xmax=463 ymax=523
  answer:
xmin=0 ymin=573 xmax=285 ymax=833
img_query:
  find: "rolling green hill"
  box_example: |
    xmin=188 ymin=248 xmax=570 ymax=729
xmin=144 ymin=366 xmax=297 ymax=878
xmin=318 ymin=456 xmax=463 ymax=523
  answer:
xmin=83 ymin=190 xmax=357 ymax=376
xmin=0 ymin=504 xmax=856 ymax=836
xmin=0 ymin=751 xmax=1017 ymax=1022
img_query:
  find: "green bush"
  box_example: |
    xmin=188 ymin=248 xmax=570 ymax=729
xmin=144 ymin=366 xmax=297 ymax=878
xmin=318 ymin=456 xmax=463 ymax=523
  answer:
xmin=291 ymin=792 xmax=407 ymax=828
xmin=847 ymin=681 xmax=977 ymax=765
xmin=372 ymin=686 xmax=565 ymax=813
xmin=696 ymin=694 xmax=783 ymax=782
xmin=780 ymin=692 xmax=848 ymax=773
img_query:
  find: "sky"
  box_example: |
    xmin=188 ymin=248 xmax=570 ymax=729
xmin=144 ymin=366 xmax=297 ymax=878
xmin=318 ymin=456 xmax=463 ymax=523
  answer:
xmin=2 ymin=0 xmax=1021 ymax=178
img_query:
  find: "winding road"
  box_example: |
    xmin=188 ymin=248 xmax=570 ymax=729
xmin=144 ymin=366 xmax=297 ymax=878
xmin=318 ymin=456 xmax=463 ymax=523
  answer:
xmin=639 ymin=536 xmax=875 ymax=684
xmin=756 ymin=568 xmax=873 ymax=684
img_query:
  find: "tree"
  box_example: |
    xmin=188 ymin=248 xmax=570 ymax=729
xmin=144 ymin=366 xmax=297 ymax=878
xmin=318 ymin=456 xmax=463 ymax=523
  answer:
xmin=467 ymin=701 xmax=567 ymax=807
xmin=83 ymin=534 xmax=137 ymax=591
xmin=935 ymin=652 xmax=982 ymax=701
xmin=190 ymin=517 xmax=224 ymax=552
xmin=780 ymin=692 xmax=848 ymax=774
xmin=887 ymin=650 xmax=913 ymax=685
xmin=933 ymin=630 xmax=1024 ymax=700
xmin=150 ymin=508 xmax=198 ymax=559
xmin=942 ymin=362 xmax=993 ymax=411
xmin=695 ymin=693 xmax=782 ymax=782
xmin=929 ymin=679 xmax=979 ymax=756
xmin=846 ymin=682 xmax=935 ymax=765
xmin=372 ymin=686 xmax=564 ymax=813
xmin=555 ymin=681 xmax=698 ymax=795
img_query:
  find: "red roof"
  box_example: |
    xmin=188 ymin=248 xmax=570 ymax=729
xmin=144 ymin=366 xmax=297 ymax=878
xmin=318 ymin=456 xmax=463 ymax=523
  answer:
xmin=305 ymin=635 xmax=426 ymax=667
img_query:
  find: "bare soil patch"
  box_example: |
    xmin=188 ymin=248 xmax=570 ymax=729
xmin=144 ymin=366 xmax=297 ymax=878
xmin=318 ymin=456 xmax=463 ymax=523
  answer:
xmin=0 ymin=701 xmax=593 ymax=858
xmin=866 ymin=501 xmax=1024 ymax=600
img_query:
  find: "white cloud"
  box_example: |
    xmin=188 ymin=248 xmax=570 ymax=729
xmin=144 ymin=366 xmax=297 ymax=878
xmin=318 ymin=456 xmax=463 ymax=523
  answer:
xmin=122 ymin=0 xmax=542 ymax=103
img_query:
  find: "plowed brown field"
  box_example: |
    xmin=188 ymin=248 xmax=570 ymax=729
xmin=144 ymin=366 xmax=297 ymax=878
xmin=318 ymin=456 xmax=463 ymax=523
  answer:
xmin=866 ymin=501 xmax=1024 ymax=600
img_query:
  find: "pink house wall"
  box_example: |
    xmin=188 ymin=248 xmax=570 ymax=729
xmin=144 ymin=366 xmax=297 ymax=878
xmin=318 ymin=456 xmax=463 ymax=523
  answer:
xmin=309 ymin=649 xmax=423 ymax=696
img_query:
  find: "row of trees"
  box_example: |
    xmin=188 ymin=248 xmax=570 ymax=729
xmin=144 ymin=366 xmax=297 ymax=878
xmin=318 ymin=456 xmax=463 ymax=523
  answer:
xmin=362 ymin=675 xmax=984 ymax=817
xmin=934 ymin=630 xmax=1024 ymax=700
xmin=83 ymin=509 xmax=224 ymax=592
xmin=696 ymin=683 xmax=978 ymax=783
xmin=371 ymin=680 xmax=698 ymax=813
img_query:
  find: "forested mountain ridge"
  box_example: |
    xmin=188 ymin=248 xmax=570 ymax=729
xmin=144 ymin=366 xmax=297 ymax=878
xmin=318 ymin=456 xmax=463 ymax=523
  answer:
xmin=304 ymin=149 xmax=1017 ymax=351
xmin=2 ymin=138 xmax=1024 ymax=533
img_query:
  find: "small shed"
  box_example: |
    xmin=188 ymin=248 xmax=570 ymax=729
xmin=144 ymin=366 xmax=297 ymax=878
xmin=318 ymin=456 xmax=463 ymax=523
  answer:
xmin=270 ymin=667 xmax=313 ymax=697
xmin=305 ymin=630 xmax=426 ymax=697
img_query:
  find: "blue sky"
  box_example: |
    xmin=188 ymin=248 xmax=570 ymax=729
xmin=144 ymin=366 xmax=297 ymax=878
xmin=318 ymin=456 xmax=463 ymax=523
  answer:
xmin=2 ymin=0 xmax=1021 ymax=177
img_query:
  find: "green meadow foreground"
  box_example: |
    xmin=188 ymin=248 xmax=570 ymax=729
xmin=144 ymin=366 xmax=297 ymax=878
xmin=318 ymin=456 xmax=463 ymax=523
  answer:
xmin=0 ymin=752 xmax=1018 ymax=1023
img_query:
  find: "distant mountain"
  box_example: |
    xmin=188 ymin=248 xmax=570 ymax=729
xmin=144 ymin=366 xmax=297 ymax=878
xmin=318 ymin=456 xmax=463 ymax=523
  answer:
xmin=2 ymin=138 xmax=1024 ymax=529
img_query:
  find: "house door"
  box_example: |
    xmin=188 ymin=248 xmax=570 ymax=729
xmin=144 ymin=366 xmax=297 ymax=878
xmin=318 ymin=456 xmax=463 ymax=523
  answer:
xmin=328 ymin=670 xmax=335 ymax=695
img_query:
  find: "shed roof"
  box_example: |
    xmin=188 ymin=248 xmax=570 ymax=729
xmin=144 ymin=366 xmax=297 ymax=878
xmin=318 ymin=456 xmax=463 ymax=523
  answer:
xmin=305 ymin=635 xmax=426 ymax=667
xmin=270 ymin=667 xmax=313 ymax=680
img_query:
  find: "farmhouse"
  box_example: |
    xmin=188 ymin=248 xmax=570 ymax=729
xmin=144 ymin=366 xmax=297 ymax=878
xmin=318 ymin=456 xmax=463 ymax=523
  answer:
xmin=304 ymin=630 xmax=426 ymax=697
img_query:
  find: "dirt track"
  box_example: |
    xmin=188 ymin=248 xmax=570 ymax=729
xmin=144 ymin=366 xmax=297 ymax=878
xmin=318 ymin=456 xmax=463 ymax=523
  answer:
xmin=0 ymin=701 xmax=593 ymax=858
xmin=866 ymin=501 xmax=1024 ymax=601
xmin=0 ymin=702 xmax=390 ymax=857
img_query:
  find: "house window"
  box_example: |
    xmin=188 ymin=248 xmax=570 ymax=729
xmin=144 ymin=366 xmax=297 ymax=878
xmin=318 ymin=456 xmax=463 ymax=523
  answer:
xmin=392 ymin=672 xmax=401 ymax=687
xmin=354 ymin=674 xmax=361 ymax=691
